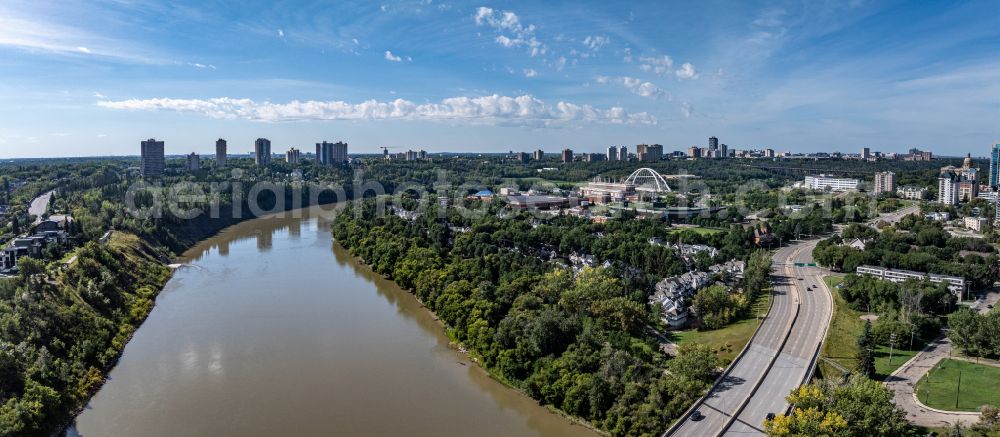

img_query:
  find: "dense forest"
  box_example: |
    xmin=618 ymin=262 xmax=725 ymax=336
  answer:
xmin=813 ymin=221 xmax=999 ymax=290
xmin=0 ymin=233 xmax=170 ymax=435
xmin=331 ymin=198 xmax=777 ymax=436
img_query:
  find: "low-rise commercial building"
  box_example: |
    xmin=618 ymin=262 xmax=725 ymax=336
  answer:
xmin=856 ymin=265 xmax=967 ymax=299
xmin=964 ymin=216 xmax=989 ymax=232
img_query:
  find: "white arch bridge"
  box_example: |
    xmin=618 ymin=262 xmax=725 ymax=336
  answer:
xmin=624 ymin=167 xmax=672 ymax=192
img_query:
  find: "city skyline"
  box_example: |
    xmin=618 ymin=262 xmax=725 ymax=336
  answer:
xmin=0 ymin=0 xmax=998 ymax=158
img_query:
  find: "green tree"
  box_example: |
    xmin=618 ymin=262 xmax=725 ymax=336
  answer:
xmin=856 ymin=320 xmax=876 ymax=379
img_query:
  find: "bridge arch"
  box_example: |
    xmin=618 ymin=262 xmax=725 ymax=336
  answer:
xmin=624 ymin=167 xmax=672 ymax=192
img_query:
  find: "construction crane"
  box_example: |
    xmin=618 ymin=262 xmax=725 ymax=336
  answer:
xmin=380 ymin=146 xmax=398 ymax=159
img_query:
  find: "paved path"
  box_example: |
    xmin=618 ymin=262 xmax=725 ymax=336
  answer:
xmin=885 ymin=337 xmax=981 ymax=428
xmin=884 ymin=290 xmax=997 ymax=428
xmin=668 ymin=239 xmax=833 ymax=437
xmin=28 ymin=190 xmax=54 ymax=224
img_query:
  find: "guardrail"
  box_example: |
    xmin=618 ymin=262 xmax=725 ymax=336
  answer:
xmin=661 ymin=279 xmax=777 ymax=436
xmin=790 ymin=273 xmax=835 ymax=413
xmin=717 ymin=281 xmax=801 ymax=436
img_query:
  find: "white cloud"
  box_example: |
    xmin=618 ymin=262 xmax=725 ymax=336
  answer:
xmin=582 ymin=35 xmax=609 ymax=52
xmin=523 ymin=68 xmax=538 ymax=78
xmin=93 ymin=91 xmax=106 ymax=99
xmin=277 ymin=29 xmax=285 ymax=37
xmin=596 ymin=76 xmax=668 ymax=100
xmin=384 ymin=50 xmax=402 ymax=62
xmin=474 ymin=6 xmax=546 ymax=57
xmin=675 ymin=62 xmax=698 ymax=79
xmin=190 ymin=62 xmax=216 ymax=69
xmin=97 ymin=95 xmax=656 ymax=126
xmin=0 ymin=11 xmax=169 ymax=64
xmin=638 ymin=55 xmax=673 ymax=75
xmin=680 ymin=102 xmax=693 ymax=118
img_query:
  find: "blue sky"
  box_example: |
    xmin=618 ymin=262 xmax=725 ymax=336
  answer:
xmin=0 ymin=0 xmax=997 ymax=158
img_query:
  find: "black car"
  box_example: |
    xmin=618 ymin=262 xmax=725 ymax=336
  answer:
xmin=691 ymin=410 xmax=704 ymax=421
xmin=765 ymin=412 xmax=776 ymax=421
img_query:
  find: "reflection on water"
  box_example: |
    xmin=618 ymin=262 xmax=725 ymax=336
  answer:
xmin=69 ymin=206 xmax=595 ymax=437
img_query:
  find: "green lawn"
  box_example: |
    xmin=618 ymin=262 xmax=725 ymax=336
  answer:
xmin=915 ymin=359 xmax=1000 ymax=412
xmin=875 ymin=344 xmax=918 ymax=379
xmin=818 ymin=275 xmax=918 ymax=380
xmin=671 ymin=292 xmax=771 ymax=364
xmin=666 ymin=226 xmax=725 ymax=236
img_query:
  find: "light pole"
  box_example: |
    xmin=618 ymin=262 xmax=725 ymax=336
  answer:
xmin=888 ymin=333 xmax=897 ymax=368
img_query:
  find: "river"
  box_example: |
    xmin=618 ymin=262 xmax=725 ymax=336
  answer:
xmin=69 ymin=206 xmax=596 ymax=437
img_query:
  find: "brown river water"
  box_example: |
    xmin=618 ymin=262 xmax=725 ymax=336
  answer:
xmin=69 ymin=206 xmax=596 ymax=437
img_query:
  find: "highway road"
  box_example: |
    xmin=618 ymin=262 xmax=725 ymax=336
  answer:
xmin=28 ymin=190 xmax=54 ymax=225
xmin=668 ymin=239 xmax=832 ymax=437
xmin=723 ymin=240 xmax=832 ymax=436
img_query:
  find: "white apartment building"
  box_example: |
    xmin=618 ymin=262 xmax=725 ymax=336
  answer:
xmin=897 ymin=186 xmax=929 ymax=200
xmin=938 ymin=174 xmax=960 ymax=205
xmin=804 ymin=174 xmax=860 ymax=192
xmin=856 ymin=265 xmax=967 ymax=299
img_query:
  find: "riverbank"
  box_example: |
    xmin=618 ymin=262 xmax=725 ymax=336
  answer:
xmin=46 ymin=204 xmax=346 ymax=436
xmin=70 ymin=205 xmax=594 ymax=436
xmin=337 ymin=240 xmax=606 ymax=436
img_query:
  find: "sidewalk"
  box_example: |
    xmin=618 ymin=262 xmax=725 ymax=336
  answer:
xmin=884 ymin=337 xmax=981 ymax=428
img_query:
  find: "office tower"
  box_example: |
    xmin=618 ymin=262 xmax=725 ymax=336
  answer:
xmin=215 ymin=139 xmax=227 ymax=167
xmin=561 ymin=148 xmax=573 ymax=163
xmin=991 ymin=143 xmax=1000 ymax=188
xmin=720 ymin=143 xmax=728 ymax=158
xmin=286 ymin=147 xmax=301 ymax=165
xmin=861 ymin=147 xmax=871 ymax=161
xmin=764 ymin=148 xmax=775 ymax=158
xmin=687 ymin=146 xmax=701 ymax=158
xmin=140 ymin=138 xmax=165 ymax=177
xmin=316 ymin=141 xmax=349 ymax=165
xmin=186 ymin=152 xmax=200 ymax=171
xmin=938 ymin=170 xmax=960 ymax=205
xmin=516 ymin=152 xmax=529 ymax=163
xmin=636 ymin=144 xmax=662 ymax=162
xmin=419 ymin=150 xmax=427 ymax=160
xmin=607 ymin=146 xmax=618 ymax=161
xmin=533 ymin=149 xmax=544 ymax=161
xmin=254 ymin=138 xmax=272 ymax=167
xmin=708 ymin=136 xmax=719 ymax=151
xmin=873 ymin=171 xmax=896 ymax=195
xmin=619 ymin=145 xmax=627 ymax=161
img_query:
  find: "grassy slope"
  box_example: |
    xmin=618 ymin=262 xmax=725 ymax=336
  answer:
xmin=672 ymin=291 xmax=771 ymax=364
xmin=916 ymin=359 xmax=1000 ymax=412
xmin=818 ymin=275 xmax=920 ymax=380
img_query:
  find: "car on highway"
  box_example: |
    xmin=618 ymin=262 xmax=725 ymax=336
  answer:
xmin=691 ymin=410 xmax=704 ymax=421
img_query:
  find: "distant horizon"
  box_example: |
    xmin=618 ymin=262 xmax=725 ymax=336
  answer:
xmin=0 ymin=146 xmax=989 ymax=161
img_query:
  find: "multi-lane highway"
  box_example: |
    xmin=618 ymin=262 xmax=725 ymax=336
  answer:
xmin=667 ymin=239 xmax=833 ymax=437
xmin=723 ymin=240 xmax=832 ymax=435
